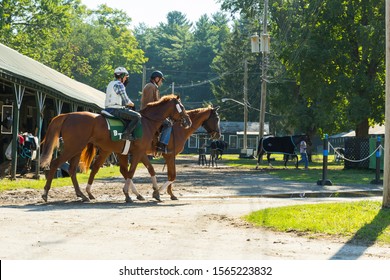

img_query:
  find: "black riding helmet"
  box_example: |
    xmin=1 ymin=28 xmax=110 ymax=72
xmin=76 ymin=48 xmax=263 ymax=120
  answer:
xmin=150 ymin=70 xmax=165 ymax=81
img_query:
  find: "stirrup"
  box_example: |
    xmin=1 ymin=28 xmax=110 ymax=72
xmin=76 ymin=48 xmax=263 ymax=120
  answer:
xmin=122 ymin=133 xmax=134 ymax=141
xmin=157 ymin=143 xmax=171 ymax=154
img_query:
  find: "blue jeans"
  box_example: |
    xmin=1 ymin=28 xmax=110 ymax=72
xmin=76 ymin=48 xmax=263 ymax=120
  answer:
xmin=160 ymin=126 xmax=172 ymax=145
xmin=298 ymin=152 xmax=308 ymax=168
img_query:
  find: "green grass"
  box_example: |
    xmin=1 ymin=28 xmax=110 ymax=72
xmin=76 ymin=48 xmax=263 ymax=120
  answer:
xmin=244 ymin=200 xmax=390 ymax=245
xmin=222 ymin=153 xmax=379 ymax=185
xmin=0 ymin=165 xmax=123 ymax=192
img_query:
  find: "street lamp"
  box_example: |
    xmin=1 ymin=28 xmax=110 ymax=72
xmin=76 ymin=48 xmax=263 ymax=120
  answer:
xmin=222 ymin=98 xmax=248 ymax=150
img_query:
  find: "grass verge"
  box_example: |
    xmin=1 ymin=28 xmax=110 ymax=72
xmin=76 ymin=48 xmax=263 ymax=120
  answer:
xmin=244 ymin=200 xmax=390 ymax=245
xmin=0 ymin=165 xmax=122 ymax=192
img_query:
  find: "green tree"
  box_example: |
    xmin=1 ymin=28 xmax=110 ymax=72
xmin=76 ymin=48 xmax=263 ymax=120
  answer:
xmin=219 ymin=0 xmax=386 ymax=137
xmin=75 ymin=4 xmax=146 ymax=91
xmin=212 ymin=18 xmax=260 ymax=122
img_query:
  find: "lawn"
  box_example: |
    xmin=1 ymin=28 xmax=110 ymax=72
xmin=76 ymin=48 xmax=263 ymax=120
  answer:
xmin=244 ymin=200 xmax=390 ymax=245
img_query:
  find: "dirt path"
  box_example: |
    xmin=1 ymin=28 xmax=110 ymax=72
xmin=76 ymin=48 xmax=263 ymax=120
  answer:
xmin=0 ymin=156 xmax=389 ymax=260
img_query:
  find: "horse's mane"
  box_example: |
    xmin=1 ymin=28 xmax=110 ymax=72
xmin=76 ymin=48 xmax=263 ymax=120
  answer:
xmin=144 ymin=94 xmax=178 ymax=108
xmin=187 ymin=106 xmax=212 ymax=116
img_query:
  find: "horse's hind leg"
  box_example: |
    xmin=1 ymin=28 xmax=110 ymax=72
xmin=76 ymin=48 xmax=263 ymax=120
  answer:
xmin=86 ymin=151 xmax=110 ymax=200
xmin=68 ymin=154 xmax=89 ymax=202
xmin=267 ymin=153 xmax=273 ymax=168
xmin=42 ymin=157 xmax=61 ymax=202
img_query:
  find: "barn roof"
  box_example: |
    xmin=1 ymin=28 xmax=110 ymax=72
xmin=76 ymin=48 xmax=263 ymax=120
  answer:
xmin=0 ymin=43 xmax=105 ymax=109
xmin=330 ymin=124 xmax=385 ymax=138
xmin=196 ymin=121 xmax=269 ymax=135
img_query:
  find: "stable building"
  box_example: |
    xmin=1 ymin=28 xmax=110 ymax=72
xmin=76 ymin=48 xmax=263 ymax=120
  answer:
xmin=0 ymin=43 xmax=105 ymax=179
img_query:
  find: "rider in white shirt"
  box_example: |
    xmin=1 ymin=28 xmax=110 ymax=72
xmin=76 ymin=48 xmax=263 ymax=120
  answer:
xmin=105 ymin=67 xmax=141 ymax=141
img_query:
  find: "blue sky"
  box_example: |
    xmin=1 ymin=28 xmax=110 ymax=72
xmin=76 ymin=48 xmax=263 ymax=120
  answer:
xmin=81 ymin=0 xmax=222 ymax=28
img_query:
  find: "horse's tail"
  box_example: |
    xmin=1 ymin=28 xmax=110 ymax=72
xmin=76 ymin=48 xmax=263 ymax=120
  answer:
xmin=79 ymin=143 xmax=96 ymax=173
xmin=40 ymin=114 xmax=68 ymax=168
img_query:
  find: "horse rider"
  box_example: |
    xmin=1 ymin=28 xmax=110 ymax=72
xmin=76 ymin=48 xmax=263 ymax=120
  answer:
xmin=105 ymin=67 xmax=141 ymax=141
xmin=140 ymin=70 xmax=172 ymax=153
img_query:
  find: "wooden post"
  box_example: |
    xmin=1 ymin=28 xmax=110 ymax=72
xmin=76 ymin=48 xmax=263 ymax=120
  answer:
xmin=383 ymin=0 xmax=390 ymax=207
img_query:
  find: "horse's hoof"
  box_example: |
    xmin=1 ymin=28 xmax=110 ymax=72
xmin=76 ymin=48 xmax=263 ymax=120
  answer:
xmin=136 ymin=195 xmax=145 ymax=201
xmin=125 ymin=197 xmax=133 ymax=203
xmin=88 ymin=194 xmax=95 ymax=200
xmin=170 ymin=196 xmax=178 ymax=200
xmin=152 ymin=190 xmax=162 ymax=202
xmin=81 ymin=197 xmax=90 ymax=203
xmin=41 ymin=194 xmax=48 ymax=202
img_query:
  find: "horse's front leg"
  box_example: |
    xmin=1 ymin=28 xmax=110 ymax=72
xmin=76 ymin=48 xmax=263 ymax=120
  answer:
xmin=120 ymin=154 xmax=145 ymax=201
xmin=140 ymin=154 xmax=160 ymax=201
xmin=85 ymin=151 xmax=110 ymax=200
xmin=255 ymin=150 xmax=264 ymax=169
xmin=123 ymin=154 xmax=143 ymax=203
xmin=162 ymin=154 xmax=177 ymax=200
xmin=283 ymin=155 xmax=288 ymax=169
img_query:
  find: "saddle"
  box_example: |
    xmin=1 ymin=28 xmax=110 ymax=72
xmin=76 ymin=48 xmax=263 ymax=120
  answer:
xmin=101 ymin=110 xmax=143 ymax=141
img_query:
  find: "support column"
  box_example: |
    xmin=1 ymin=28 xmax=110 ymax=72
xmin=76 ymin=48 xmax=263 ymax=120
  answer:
xmin=34 ymin=91 xmax=46 ymax=179
xmin=10 ymin=83 xmax=25 ymax=179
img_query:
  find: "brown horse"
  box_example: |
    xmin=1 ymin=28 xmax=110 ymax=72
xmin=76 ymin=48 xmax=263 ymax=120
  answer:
xmin=82 ymin=106 xmax=221 ymax=201
xmin=40 ymin=94 xmax=191 ymax=202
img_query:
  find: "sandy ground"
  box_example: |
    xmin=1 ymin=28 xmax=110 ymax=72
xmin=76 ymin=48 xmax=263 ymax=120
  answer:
xmin=0 ymin=156 xmax=389 ymax=260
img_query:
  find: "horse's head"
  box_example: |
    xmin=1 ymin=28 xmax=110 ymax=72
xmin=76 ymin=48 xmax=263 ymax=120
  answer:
xmin=167 ymin=95 xmax=192 ymax=129
xmin=202 ymin=106 xmax=221 ymax=139
xmin=143 ymin=94 xmax=192 ymax=128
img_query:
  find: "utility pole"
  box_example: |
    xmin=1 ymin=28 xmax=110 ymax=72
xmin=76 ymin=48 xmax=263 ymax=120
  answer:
xmin=383 ymin=0 xmax=390 ymax=208
xmin=142 ymin=65 xmax=146 ymax=91
xmin=259 ymin=0 xmax=269 ymax=141
xmin=243 ymin=60 xmax=248 ymax=150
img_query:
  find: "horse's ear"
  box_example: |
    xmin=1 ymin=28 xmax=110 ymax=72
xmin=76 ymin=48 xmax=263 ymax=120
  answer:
xmin=176 ymin=95 xmax=180 ymax=100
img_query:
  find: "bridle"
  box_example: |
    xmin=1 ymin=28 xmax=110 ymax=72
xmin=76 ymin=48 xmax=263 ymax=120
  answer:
xmin=202 ymin=108 xmax=221 ymax=139
xmin=140 ymin=98 xmax=191 ymax=128
xmin=172 ymin=98 xmax=192 ymax=128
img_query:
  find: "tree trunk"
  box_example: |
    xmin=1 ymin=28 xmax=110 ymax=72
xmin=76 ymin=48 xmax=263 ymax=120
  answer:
xmin=355 ymin=118 xmax=369 ymax=138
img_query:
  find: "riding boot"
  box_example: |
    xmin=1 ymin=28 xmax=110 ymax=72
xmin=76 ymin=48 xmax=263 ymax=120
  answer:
xmin=122 ymin=123 xmax=135 ymax=141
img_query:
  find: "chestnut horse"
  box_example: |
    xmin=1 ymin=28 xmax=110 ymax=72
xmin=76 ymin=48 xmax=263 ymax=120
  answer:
xmin=82 ymin=106 xmax=221 ymax=201
xmin=40 ymin=95 xmax=191 ymax=202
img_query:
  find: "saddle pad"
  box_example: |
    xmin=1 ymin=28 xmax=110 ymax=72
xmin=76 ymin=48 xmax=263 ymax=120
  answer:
xmin=105 ymin=118 xmax=125 ymax=141
xmin=104 ymin=117 xmax=143 ymax=141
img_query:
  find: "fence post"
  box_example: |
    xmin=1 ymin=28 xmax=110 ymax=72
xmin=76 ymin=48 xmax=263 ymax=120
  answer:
xmin=371 ymin=136 xmax=383 ymax=185
xmin=317 ymin=134 xmax=332 ymax=186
